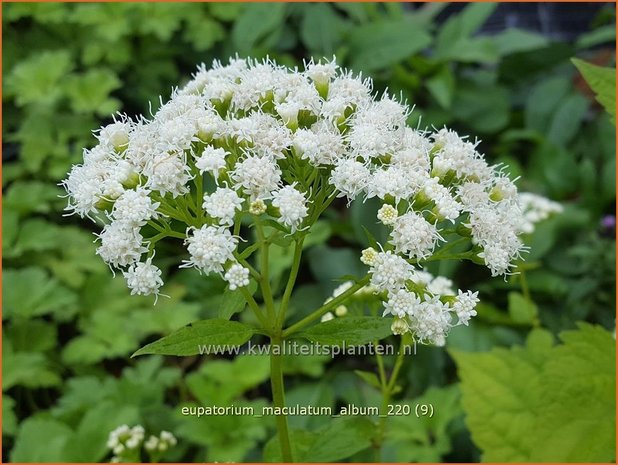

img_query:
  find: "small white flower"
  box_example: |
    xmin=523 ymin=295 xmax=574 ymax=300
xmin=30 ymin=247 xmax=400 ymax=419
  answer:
xmin=360 ymin=247 xmax=378 ymax=266
xmin=377 ymin=204 xmax=398 ymax=225
xmin=391 ymin=317 xmax=409 ymax=335
xmin=271 ymin=185 xmax=308 ymax=232
xmin=390 ymin=212 xmax=442 ymax=260
xmin=96 ymin=222 xmax=147 ymax=268
xmin=195 ymin=146 xmax=228 ymax=179
xmin=335 ymin=305 xmax=348 ymax=317
xmin=368 ymin=251 xmax=414 ymax=293
xmin=427 ymin=276 xmax=455 ymax=296
xmin=123 ymin=257 xmax=164 ymax=299
xmin=224 ymin=263 xmax=250 ymax=290
xmin=329 ymin=159 xmax=370 ymax=200
xmin=321 ymin=312 xmax=335 ymax=322
xmin=202 ymin=187 xmax=244 ymax=226
xmin=111 ymin=187 xmax=160 ymax=226
xmin=451 ymin=290 xmax=479 ymax=326
xmin=383 ymin=289 xmax=421 ymax=318
xmin=249 ymin=199 xmax=267 ymax=215
xmin=183 ymin=225 xmax=237 ymax=274
xmin=231 ymin=155 xmax=281 ymax=199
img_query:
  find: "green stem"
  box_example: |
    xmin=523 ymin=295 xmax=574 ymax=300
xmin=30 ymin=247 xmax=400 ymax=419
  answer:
xmin=375 ymin=335 xmax=408 ymax=459
xmin=239 ymin=286 xmax=269 ymax=330
xmin=270 ymin=337 xmax=293 ymax=462
xmin=282 ymin=275 xmax=371 ymax=337
xmin=276 ymin=237 xmax=305 ymax=329
xmin=255 ymin=218 xmax=276 ymax=324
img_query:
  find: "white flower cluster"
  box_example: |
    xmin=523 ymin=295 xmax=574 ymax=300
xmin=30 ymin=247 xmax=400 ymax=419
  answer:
xmin=107 ymin=424 xmax=145 ymax=457
xmin=517 ymin=192 xmax=563 ymax=234
xmin=144 ymin=430 xmax=178 ymax=454
xmin=362 ymin=252 xmax=479 ymax=345
xmin=62 ymin=57 xmax=531 ymax=314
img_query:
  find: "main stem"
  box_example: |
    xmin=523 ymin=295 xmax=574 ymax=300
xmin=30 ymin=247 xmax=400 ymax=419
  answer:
xmin=270 ymin=337 xmax=293 ymax=462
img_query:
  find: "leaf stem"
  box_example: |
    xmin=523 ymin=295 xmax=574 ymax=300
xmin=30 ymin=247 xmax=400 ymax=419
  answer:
xmin=276 ymin=237 xmax=305 ymax=329
xmin=270 ymin=336 xmax=294 ymax=462
xmin=282 ymin=274 xmax=371 ymax=337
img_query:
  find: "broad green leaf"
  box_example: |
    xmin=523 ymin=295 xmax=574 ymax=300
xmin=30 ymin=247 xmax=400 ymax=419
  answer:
xmin=3 ymin=351 xmax=61 ymax=390
xmin=348 ymin=19 xmax=431 ymax=72
xmin=208 ymin=2 xmax=245 ymax=21
xmin=11 ymin=418 xmax=73 ymax=462
xmin=572 ymin=58 xmax=616 ymax=123
xmin=5 ymin=50 xmax=73 ymax=106
xmin=493 ymin=28 xmax=548 ymax=55
xmin=307 ymin=245 xmax=365 ymax=283
xmin=426 ymin=67 xmax=455 ymax=109
xmin=132 ymin=319 xmax=255 ymax=357
xmin=435 ymin=3 xmax=498 ymax=62
xmin=452 ymin=84 xmax=510 ymax=133
xmin=300 ymin=4 xmax=343 ymax=56
xmin=3 ymin=267 xmax=77 ymax=320
xmin=64 ymin=402 xmax=139 ymax=462
xmin=384 ymin=385 xmax=463 ymax=462
xmin=546 ymin=93 xmax=589 ymax=146
xmin=524 ymin=76 xmax=571 ymax=134
xmin=451 ymin=323 xmax=615 ymax=462
xmin=10 ymin=218 xmax=64 ymax=257
xmin=3 ymin=181 xmax=62 ymax=215
xmin=2 ymin=395 xmax=17 ymax=436
xmin=183 ymin=15 xmax=225 ymax=51
xmin=507 ymin=291 xmax=538 ymax=325
xmin=8 ymin=319 xmax=57 ymax=352
xmin=64 ymin=69 xmax=121 ymax=115
xmin=232 ymin=3 xmax=286 ymax=53
xmin=263 ymin=417 xmax=374 ymax=462
xmin=576 ymin=25 xmax=616 ymax=50
xmin=217 ymin=287 xmax=248 ymax=319
xmin=297 ymin=316 xmax=392 ymax=347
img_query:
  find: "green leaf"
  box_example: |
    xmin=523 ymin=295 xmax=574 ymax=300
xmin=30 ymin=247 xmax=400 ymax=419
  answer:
xmin=208 ymin=2 xmax=245 ymax=21
xmin=3 ymin=267 xmax=77 ymax=320
xmin=8 ymin=319 xmax=57 ymax=352
xmin=11 ymin=418 xmax=73 ymax=462
xmin=354 ymin=369 xmax=382 ymax=389
xmin=300 ymin=4 xmax=343 ymax=56
xmin=493 ymin=28 xmax=548 ymax=55
xmin=3 ymin=351 xmax=61 ymax=389
xmin=4 ymin=181 xmax=62 ymax=216
xmin=546 ymin=93 xmax=589 ymax=146
xmin=297 ymin=316 xmax=392 ymax=347
xmin=524 ymin=76 xmax=571 ymax=133
xmin=507 ymin=291 xmax=538 ymax=325
xmin=426 ymin=67 xmax=455 ymax=109
xmin=264 ymin=417 xmax=374 ymax=462
xmin=3 ymin=395 xmax=18 ymax=436
xmin=451 ymin=323 xmax=615 ymax=462
xmin=6 ymin=50 xmax=73 ymax=106
xmin=348 ymin=19 xmax=431 ymax=72
xmin=218 ymin=288 xmax=248 ymax=320
xmin=232 ymin=3 xmax=286 ymax=53
xmin=572 ymin=58 xmax=616 ymax=123
xmin=452 ymin=83 xmax=510 ymax=133
xmin=435 ymin=3 xmax=498 ymax=63
xmin=64 ymin=69 xmax=121 ymax=115
xmin=132 ymin=319 xmax=255 ymax=357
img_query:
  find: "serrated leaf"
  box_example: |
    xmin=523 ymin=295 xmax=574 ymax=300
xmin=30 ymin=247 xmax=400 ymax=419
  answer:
xmin=263 ymin=417 xmax=374 ymax=462
xmin=218 ymin=287 xmax=248 ymax=319
xmin=297 ymin=316 xmax=392 ymax=347
xmin=10 ymin=418 xmax=73 ymax=462
xmin=572 ymin=58 xmax=616 ymax=123
xmin=451 ymin=323 xmax=615 ymax=462
xmin=132 ymin=319 xmax=255 ymax=357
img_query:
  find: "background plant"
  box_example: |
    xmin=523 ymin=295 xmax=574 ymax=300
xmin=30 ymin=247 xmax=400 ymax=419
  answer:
xmin=3 ymin=3 xmax=615 ymax=463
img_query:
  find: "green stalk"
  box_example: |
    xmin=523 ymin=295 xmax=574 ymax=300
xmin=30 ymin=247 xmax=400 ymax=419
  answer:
xmin=255 ymin=217 xmax=276 ymax=324
xmin=270 ymin=337 xmax=294 ymax=462
xmin=276 ymin=237 xmax=305 ymax=329
xmin=282 ymin=275 xmax=371 ymax=337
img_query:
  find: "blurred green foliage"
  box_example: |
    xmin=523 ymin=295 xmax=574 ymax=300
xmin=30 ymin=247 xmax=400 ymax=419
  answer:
xmin=2 ymin=2 xmax=615 ymax=462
